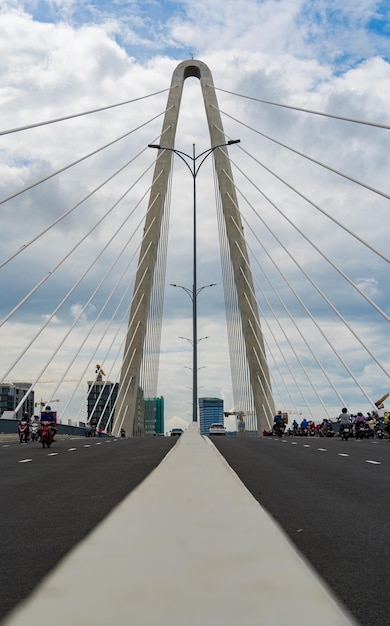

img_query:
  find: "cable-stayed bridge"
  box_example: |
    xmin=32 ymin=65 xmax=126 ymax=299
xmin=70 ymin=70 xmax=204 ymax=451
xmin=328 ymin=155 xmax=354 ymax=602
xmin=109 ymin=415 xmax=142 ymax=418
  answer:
xmin=0 ymin=59 xmax=389 ymax=434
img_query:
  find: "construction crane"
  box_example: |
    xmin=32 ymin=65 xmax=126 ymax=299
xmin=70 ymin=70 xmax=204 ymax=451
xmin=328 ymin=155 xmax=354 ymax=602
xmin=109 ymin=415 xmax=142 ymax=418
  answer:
xmin=375 ymin=393 xmax=389 ymax=407
xmin=3 ymin=379 xmax=78 ymax=384
xmin=224 ymin=410 xmax=246 ymax=435
xmin=34 ymin=399 xmax=60 ymax=409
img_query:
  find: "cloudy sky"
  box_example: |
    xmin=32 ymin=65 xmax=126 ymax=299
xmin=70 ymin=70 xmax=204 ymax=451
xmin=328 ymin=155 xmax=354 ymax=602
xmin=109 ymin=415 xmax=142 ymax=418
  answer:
xmin=0 ymin=0 xmax=389 ymax=431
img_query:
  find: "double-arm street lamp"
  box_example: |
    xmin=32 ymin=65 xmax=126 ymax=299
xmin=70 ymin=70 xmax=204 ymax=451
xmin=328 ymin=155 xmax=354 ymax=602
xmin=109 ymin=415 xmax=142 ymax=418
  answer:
xmin=149 ymin=140 xmax=240 ymax=422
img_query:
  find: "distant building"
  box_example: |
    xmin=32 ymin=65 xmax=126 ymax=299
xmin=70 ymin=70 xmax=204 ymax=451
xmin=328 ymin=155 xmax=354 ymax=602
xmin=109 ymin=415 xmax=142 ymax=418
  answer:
xmin=144 ymin=396 xmax=164 ymax=435
xmin=0 ymin=382 xmax=35 ymax=420
xmin=199 ymin=397 xmax=224 ymax=435
xmin=87 ymin=380 xmax=118 ymax=432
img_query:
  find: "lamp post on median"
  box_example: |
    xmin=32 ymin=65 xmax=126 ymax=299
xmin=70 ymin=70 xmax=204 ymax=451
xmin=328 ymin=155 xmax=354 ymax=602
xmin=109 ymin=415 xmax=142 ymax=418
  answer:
xmin=149 ymin=140 xmax=240 ymax=422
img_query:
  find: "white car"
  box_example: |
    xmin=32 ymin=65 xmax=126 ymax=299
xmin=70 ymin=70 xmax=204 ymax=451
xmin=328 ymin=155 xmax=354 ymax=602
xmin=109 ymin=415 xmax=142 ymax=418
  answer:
xmin=209 ymin=423 xmax=226 ymax=436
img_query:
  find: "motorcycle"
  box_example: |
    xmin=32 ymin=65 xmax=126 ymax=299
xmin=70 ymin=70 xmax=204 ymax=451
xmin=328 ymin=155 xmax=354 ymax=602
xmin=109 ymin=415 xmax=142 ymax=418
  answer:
xmin=30 ymin=422 xmax=40 ymax=442
xmin=355 ymin=422 xmax=365 ymax=439
xmin=18 ymin=420 xmax=29 ymax=443
xmin=340 ymin=424 xmax=351 ymax=441
xmin=274 ymin=423 xmax=285 ymax=438
xmin=375 ymin=425 xmax=384 ymax=439
xmin=40 ymin=421 xmax=54 ymax=448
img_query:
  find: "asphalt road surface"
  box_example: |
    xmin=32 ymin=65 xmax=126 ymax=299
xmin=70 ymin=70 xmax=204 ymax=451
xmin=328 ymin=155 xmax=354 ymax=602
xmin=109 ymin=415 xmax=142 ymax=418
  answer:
xmin=0 ymin=434 xmax=176 ymax=621
xmin=213 ymin=434 xmax=390 ymax=626
xmin=2 ymin=433 xmax=389 ymax=626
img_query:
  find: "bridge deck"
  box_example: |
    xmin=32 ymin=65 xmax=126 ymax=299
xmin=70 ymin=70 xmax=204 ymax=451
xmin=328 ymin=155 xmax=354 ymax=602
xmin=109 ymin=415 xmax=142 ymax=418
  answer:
xmin=4 ymin=425 xmax=356 ymax=626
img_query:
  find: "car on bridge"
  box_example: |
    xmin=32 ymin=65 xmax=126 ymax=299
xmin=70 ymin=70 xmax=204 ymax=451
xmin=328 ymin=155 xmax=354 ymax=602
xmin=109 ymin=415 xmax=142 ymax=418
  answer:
xmin=170 ymin=428 xmax=184 ymax=437
xmin=209 ymin=423 xmax=227 ymax=436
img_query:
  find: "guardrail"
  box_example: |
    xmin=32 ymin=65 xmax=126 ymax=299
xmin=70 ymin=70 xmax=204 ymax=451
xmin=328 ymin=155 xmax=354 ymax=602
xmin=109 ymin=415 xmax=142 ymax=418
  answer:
xmin=3 ymin=423 xmax=357 ymax=626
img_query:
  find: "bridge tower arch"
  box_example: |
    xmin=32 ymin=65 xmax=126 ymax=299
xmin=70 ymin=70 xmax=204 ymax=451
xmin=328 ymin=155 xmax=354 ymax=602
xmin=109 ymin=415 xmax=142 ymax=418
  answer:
xmin=113 ymin=59 xmax=275 ymax=436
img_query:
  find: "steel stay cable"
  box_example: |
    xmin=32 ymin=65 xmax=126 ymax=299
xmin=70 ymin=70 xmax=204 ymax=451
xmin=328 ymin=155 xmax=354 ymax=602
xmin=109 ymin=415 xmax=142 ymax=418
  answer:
xmin=237 ymin=262 xmax=316 ymax=420
xmin=0 ymin=88 xmax=171 ymax=136
xmin=224 ymin=188 xmax=382 ymax=403
xmin=214 ymin=105 xmax=390 ymax=201
xmin=0 ymin=106 xmax=173 ymax=209
xmin=0 ymin=125 xmax=170 ymax=271
xmin=69 ymin=284 xmax=147 ymax=425
xmin=214 ymin=157 xmax=253 ymax=417
xmin=230 ymin=214 xmax=346 ymax=407
xmin=1 ymin=182 xmax=157 ymax=385
xmin=48 ymin=214 xmax=148 ymax=403
xmin=14 ymin=228 xmax=151 ymax=415
xmin=226 ymin=184 xmax=389 ymax=381
xmin=223 ymin=166 xmax=390 ymax=324
xmin=220 ymin=136 xmax=390 ymax=265
xmin=61 ymin=279 xmax=142 ymax=424
xmin=213 ymin=86 xmax=390 ymax=130
xmin=62 ymin=210 xmax=160 ymax=422
xmin=0 ymin=163 xmax=161 ymax=326
xmin=233 ymin=230 xmax=338 ymax=414
xmin=214 ymin=164 xmax=249 ymax=414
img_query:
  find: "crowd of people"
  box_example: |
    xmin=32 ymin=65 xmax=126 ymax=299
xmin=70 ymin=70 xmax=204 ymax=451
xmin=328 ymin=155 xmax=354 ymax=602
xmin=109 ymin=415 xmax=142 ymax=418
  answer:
xmin=265 ymin=407 xmax=390 ymax=438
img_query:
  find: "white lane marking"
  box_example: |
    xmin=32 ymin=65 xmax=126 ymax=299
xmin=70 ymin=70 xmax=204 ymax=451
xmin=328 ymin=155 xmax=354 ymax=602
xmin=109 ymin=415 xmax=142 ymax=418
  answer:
xmin=318 ymin=448 xmax=327 ymax=452
xmin=96 ymin=442 xmax=102 ymax=445
xmin=366 ymin=460 xmax=381 ymax=465
xmin=303 ymin=444 xmax=311 ymax=448
xmin=48 ymin=453 xmax=58 ymax=457
xmin=18 ymin=459 xmax=32 ymax=463
xmin=291 ymin=441 xmax=298 ymax=445
xmin=2 ymin=445 xmax=10 ymax=448
xmin=68 ymin=447 xmax=77 ymax=451
xmin=84 ymin=445 xmax=90 ymax=448
xmin=338 ymin=453 xmax=349 ymax=457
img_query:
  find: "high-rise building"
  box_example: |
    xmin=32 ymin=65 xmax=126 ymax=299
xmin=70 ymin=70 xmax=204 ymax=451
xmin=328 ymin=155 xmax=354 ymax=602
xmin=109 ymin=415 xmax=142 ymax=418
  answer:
xmin=0 ymin=382 xmax=35 ymax=420
xmin=144 ymin=396 xmax=164 ymax=435
xmin=87 ymin=380 xmax=118 ymax=432
xmin=198 ymin=397 xmax=224 ymax=435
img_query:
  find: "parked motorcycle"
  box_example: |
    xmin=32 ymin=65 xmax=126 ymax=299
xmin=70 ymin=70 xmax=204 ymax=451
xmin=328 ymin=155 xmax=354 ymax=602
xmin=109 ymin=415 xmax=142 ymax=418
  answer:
xmin=18 ymin=420 xmax=29 ymax=443
xmin=40 ymin=421 xmax=54 ymax=448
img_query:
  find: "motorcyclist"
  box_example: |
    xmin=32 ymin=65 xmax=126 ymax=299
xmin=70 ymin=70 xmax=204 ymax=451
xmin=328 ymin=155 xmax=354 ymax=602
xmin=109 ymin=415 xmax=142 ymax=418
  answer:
xmin=300 ymin=417 xmax=309 ymax=434
xmin=354 ymin=411 xmax=366 ymax=438
xmin=40 ymin=405 xmax=57 ymax=441
xmin=30 ymin=415 xmax=40 ymax=440
xmin=338 ymin=407 xmax=351 ymax=437
xmin=273 ymin=410 xmax=285 ymax=436
xmin=18 ymin=412 xmax=30 ymax=442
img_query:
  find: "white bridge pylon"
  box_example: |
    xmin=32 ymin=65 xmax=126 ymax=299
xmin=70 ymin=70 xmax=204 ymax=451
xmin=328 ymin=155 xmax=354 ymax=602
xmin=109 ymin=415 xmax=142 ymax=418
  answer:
xmin=114 ymin=59 xmax=275 ymax=437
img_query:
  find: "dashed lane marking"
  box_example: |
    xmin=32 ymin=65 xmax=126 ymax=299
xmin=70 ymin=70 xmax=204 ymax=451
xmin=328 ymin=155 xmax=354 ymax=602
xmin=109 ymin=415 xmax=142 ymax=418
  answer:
xmin=303 ymin=444 xmax=311 ymax=448
xmin=291 ymin=442 xmax=298 ymax=445
xmin=338 ymin=453 xmax=350 ymax=457
xmin=366 ymin=460 xmax=381 ymax=465
xmin=68 ymin=448 xmax=77 ymax=452
xmin=18 ymin=459 xmax=32 ymax=463
xmin=318 ymin=448 xmax=327 ymax=452
xmin=84 ymin=445 xmax=90 ymax=448
xmin=48 ymin=453 xmax=58 ymax=457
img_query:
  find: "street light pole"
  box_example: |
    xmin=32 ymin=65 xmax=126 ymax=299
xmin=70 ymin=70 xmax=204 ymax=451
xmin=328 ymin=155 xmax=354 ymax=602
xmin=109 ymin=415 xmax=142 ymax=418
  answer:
xmin=149 ymin=139 xmax=240 ymax=422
